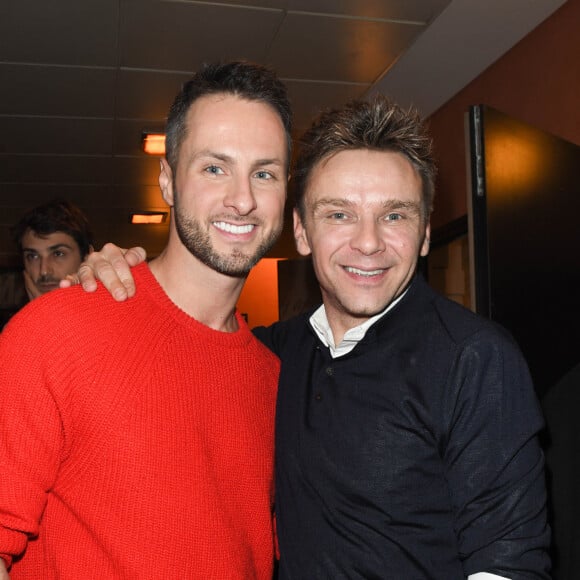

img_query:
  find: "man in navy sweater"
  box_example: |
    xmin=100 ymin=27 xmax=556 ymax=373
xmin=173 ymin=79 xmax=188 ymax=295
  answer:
xmin=69 ymin=94 xmax=550 ymax=579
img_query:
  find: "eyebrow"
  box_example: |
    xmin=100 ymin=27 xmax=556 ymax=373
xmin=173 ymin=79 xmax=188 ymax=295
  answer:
xmin=194 ymin=149 xmax=285 ymax=169
xmin=311 ymin=198 xmax=422 ymax=213
xmin=383 ymin=200 xmax=422 ymax=213
xmin=311 ymin=198 xmax=354 ymax=212
xmin=23 ymin=243 xmax=75 ymax=253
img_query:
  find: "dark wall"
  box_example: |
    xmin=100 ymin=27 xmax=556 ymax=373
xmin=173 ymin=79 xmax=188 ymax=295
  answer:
xmin=428 ymin=0 xmax=580 ymax=230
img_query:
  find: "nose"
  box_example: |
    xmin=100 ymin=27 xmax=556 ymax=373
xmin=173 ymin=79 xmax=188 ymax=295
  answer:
xmin=39 ymin=256 xmax=53 ymax=276
xmin=223 ymin=175 xmax=257 ymax=216
xmin=350 ymin=218 xmax=385 ymax=255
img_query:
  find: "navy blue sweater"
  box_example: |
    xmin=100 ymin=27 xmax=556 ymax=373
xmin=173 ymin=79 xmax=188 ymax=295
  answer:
xmin=255 ymin=275 xmax=550 ymax=579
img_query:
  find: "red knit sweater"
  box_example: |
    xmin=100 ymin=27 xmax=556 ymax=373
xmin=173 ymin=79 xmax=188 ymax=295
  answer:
xmin=0 ymin=263 xmax=279 ymax=579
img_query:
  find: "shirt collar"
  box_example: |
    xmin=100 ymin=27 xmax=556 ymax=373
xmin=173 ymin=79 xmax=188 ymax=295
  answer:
xmin=309 ymin=288 xmax=409 ymax=358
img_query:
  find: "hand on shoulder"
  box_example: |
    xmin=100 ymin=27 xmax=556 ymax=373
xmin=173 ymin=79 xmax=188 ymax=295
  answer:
xmin=60 ymin=243 xmax=147 ymax=301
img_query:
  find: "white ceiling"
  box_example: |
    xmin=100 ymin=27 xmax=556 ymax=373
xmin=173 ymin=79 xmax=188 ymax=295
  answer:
xmin=0 ymin=0 xmax=567 ymax=267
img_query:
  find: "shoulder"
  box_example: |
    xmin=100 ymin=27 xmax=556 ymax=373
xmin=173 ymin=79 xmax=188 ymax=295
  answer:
xmin=412 ymin=276 xmax=517 ymax=351
xmin=4 ymin=284 xmax=114 ymax=330
xmin=1 ymin=269 xmax=154 ymax=354
xmin=435 ymin=300 xmax=525 ymax=375
xmin=425 ymin=293 xmax=537 ymax=413
xmin=242 ymin=319 xmax=281 ymax=368
xmin=253 ymin=310 xmax=315 ymax=357
xmin=392 ymin=278 xmax=530 ymax=391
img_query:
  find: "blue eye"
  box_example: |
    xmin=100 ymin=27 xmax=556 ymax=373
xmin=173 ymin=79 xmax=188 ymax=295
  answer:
xmin=255 ymin=170 xmax=273 ymax=180
xmin=205 ymin=165 xmax=223 ymax=175
xmin=386 ymin=213 xmax=402 ymax=221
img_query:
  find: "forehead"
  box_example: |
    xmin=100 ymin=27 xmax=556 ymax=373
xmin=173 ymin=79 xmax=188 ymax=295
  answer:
xmin=305 ymin=148 xmax=422 ymax=206
xmin=21 ymin=230 xmax=79 ymax=252
xmin=181 ymin=93 xmax=288 ymax=161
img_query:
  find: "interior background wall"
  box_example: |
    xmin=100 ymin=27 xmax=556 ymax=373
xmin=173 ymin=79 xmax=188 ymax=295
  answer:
xmin=428 ymin=0 xmax=580 ymax=231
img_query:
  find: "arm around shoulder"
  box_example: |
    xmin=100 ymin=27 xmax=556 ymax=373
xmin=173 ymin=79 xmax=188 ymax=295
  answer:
xmin=60 ymin=243 xmax=147 ymax=301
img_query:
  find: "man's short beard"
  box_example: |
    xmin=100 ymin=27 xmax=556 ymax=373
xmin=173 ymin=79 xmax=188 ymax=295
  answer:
xmin=173 ymin=193 xmax=281 ymax=278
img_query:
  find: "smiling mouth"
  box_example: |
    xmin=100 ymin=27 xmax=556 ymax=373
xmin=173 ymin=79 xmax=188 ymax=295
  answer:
xmin=344 ymin=266 xmax=385 ymax=277
xmin=213 ymin=221 xmax=255 ymax=234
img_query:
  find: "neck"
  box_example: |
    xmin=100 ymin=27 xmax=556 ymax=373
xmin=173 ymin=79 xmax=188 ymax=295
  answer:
xmin=326 ymin=315 xmax=360 ymax=348
xmin=320 ymin=299 xmax=365 ymax=347
xmin=148 ymin=245 xmax=246 ymax=333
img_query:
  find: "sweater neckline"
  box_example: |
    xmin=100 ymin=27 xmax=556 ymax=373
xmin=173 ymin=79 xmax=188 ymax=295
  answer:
xmin=132 ymin=262 xmax=254 ymax=347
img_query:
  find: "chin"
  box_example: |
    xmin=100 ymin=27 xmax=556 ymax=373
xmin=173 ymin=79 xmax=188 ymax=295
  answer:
xmin=343 ymin=305 xmax=385 ymax=320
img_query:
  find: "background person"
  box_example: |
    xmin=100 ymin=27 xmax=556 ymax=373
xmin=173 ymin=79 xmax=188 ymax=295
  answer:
xmin=11 ymin=198 xmax=94 ymax=300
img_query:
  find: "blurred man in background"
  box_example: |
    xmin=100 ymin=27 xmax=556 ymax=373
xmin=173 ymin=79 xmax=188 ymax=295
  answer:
xmin=11 ymin=198 xmax=94 ymax=300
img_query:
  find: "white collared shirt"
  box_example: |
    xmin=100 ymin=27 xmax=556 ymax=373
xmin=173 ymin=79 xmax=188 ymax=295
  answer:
xmin=309 ymin=291 xmax=407 ymax=358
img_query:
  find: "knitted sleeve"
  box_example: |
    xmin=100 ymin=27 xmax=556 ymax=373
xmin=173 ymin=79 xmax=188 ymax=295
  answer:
xmin=0 ymin=303 xmax=67 ymax=566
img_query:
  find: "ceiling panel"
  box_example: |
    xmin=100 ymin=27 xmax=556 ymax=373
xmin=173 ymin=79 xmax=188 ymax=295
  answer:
xmin=0 ymin=0 xmax=567 ymax=268
xmin=0 ymin=117 xmax=114 ymax=156
xmin=182 ymin=0 xmax=288 ymax=8
xmin=120 ymin=1 xmax=284 ymax=71
xmin=285 ymin=80 xmax=370 ymax=136
xmin=115 ymin=70 xmax=190 ymax=119
xmin=0 ymin=0 xmax=119 ymax=66
xmin=0 ymin=65 xmax=116 ymax=118
xmin=271 ymin=13 xmax=424 ymax=82
xmin=287 ymin=0 xmax=449 ymax=21
xmin=0 ymin=155 xmax=114 ymax=184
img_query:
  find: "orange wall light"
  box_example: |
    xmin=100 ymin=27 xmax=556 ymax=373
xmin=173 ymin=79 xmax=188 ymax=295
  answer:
xmin=141 ymin=132 xmax=166 ymax=156
xmin=130 ymin=212 xmax=167 ymax=224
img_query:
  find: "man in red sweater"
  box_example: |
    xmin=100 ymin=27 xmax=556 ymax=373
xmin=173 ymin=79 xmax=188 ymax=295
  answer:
xmin=0 ymin=61 xmax=290 ymax=579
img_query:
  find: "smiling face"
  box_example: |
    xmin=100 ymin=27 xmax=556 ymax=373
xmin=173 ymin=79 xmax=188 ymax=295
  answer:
xmin=294 ymin=148 xmax=430 ymax=342
xmin=21 ymin=230 xmax=84 ymax=295
xmin=160 ymin=93 xmax=288 ymax=277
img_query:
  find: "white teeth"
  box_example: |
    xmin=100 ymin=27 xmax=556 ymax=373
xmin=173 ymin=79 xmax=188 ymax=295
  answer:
xmin=345 ymin=266 xmax=384 ymax=277
xmin=214 ymin=221 xmax=254 ymax=234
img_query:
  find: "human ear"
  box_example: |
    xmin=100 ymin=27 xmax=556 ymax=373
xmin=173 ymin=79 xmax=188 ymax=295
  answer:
xmin=293 ymin=208 xmax=312 ymax=257
xmin=420 ymin=222 xmax=431 ymax=257
xmin=159 ymin=159 xmax=175 ymax=206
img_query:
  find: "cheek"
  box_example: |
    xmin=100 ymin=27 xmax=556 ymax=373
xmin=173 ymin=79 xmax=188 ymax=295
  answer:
xmin=386 ymin=229 xmax=423 ymax=253
xmin=60 ymin=256 xmax=82 ymax=274
xmin=24 ymin=262 xmax=37 ymax=275
xmin=258 ymin=189 xmax=285 ymax=219
xmin=273 ymin=201 xmax=286 ymax=227
xmin=308 ymin=236 xmax=335 ymax=270
xmin=270 ymin=191 xmax=287 ymax=219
